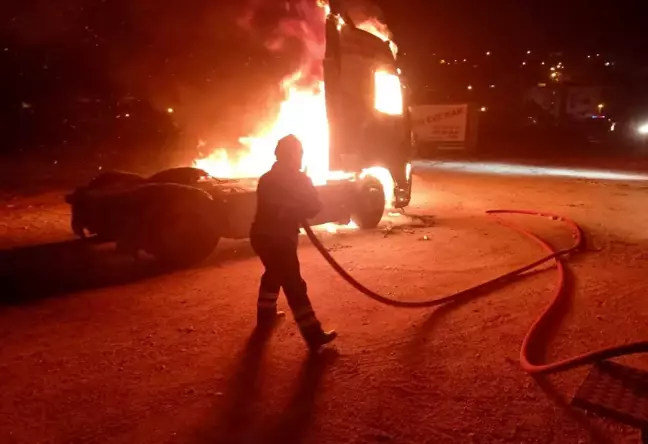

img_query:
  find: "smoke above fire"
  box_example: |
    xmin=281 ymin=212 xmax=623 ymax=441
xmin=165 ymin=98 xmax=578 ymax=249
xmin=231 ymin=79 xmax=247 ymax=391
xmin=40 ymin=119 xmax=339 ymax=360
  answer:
xmin=338 ymin=0 xmax=398 ymax=55
xmin=240 ymin=0 xmax=327 ymax=85
xmin=3 ymin=0 xmax=396 ymax=179
xmin=194 ymin=0 xmax=398 ymax=184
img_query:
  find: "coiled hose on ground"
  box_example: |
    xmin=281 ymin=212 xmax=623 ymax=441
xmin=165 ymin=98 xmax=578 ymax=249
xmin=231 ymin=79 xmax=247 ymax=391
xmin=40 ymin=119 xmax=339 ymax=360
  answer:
xmin=302 ymin=209 xmax=648 ymax=374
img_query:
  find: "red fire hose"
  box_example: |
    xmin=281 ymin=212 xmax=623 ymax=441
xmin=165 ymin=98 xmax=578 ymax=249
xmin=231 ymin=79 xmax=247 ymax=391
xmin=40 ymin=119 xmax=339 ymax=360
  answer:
xmin=302 ymin=210 xmax=648 ymax=374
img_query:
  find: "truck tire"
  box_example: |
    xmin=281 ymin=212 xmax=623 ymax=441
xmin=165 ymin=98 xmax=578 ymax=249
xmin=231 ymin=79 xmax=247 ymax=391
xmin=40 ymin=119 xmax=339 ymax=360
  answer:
xmin=149 ymin=210 xmax=220 ymax=268
xmin=352 ymin=176 xmax=386 ymax=229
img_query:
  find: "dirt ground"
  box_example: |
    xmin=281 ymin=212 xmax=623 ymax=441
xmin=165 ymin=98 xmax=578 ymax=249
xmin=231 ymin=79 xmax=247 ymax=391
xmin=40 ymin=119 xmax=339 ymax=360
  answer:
xmin=1 ymin=160 xmax=647 ymax=444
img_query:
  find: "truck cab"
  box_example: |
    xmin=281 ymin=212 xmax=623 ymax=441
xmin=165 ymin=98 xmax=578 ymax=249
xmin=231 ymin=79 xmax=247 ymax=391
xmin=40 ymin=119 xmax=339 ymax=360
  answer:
xmin=323 ymin=2 xmax=414 ymax=209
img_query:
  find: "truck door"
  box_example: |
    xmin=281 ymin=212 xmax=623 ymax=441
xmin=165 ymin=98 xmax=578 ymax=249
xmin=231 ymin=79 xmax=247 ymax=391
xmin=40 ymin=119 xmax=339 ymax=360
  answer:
xmin=324 ymin=7 xmax=413 ymax=208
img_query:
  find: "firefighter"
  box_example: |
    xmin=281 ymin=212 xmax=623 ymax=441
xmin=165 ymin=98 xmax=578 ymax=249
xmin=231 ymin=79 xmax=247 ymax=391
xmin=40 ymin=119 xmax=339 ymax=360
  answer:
xmin=250 ymin=134 xmax=337 ymax=351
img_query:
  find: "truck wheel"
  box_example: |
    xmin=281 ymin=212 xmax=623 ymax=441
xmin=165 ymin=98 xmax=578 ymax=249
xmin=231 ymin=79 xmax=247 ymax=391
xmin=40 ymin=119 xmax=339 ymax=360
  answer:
xmin=352 ymin=176 xmax=386 ymax=229
xmin=149 ymin=209 xmax=220 ymax=268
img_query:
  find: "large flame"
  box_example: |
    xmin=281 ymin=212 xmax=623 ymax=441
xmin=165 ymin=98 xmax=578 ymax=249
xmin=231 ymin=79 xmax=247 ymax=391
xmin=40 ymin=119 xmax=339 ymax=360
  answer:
xmin=193 ymin=2 xmax=399 ymax=205
xmin=195 ymin=72 xmax=331 ymax=186
xmin=356 ymin=19 xmax=398 ymax=58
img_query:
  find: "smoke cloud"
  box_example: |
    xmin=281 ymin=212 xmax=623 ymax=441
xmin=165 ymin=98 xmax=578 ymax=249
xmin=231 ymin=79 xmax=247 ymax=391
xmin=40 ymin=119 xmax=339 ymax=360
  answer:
xmin=112 ymin=0 xmax=329 ymax=155
xmin=2 ymin=0 xmax=391 ymax=162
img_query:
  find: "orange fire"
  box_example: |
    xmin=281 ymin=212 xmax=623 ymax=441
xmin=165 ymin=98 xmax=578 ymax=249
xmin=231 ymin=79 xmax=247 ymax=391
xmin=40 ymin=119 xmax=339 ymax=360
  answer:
xmin=356 ymin=19 xmax=398 ymax=58
xmin=193 ymin=2 xmax=400 ymax=210
xmin=194 ymin=71 xmax=332 ymax=186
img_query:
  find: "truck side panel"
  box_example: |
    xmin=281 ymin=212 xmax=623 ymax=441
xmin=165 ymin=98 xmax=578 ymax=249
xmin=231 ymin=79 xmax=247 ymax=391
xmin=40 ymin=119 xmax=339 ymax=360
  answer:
xmin=217 ymin=181 xmax=356 ymax=239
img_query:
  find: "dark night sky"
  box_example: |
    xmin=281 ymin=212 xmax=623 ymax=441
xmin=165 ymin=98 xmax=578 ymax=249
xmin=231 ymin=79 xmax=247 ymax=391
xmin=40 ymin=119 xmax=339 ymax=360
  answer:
xmin=4 ymin=0 xmax=647 ymax=71
xmin=3 ymin=0 xmax=647 ymax=94
xmin=379 ymin=0 xmax=648 ymax=56
xmin=2 ymin=0 xmax=647 ymax=152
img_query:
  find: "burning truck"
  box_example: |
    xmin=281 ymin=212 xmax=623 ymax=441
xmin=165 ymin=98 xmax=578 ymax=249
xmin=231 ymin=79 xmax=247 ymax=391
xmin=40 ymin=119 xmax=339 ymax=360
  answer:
xmin=65 ymin=1 xmax=414 ymax=267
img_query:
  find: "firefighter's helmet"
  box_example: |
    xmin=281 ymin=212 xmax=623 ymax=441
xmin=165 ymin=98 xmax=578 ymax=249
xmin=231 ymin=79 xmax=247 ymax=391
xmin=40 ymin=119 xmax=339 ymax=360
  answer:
xmin=275 ymin=134 xmax=304 ymax=162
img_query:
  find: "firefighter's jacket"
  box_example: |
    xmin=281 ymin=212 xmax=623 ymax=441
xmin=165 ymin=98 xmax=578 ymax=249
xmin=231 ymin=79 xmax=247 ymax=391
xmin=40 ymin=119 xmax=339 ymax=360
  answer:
xmin=250 ymin=162 xmax=322 ymax=242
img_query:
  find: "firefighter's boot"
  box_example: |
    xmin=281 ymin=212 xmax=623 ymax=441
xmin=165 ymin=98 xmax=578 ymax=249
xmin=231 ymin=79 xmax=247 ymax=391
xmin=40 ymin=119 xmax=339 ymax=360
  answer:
xmin=256 ymin=309 xmax=286 ymax=331
xmin=294 ymin=306 xmax=337 ymax=350
xmin=301 ymin=326 xmax=338 ymax=352
xmin=256 ymin=290 xmax=285 ymax=331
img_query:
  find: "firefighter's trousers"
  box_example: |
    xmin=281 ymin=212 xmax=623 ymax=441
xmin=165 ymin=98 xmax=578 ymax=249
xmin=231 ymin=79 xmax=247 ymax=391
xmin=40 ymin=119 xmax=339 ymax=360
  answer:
xmin=250 ymin=235 xmax=322 ymax=334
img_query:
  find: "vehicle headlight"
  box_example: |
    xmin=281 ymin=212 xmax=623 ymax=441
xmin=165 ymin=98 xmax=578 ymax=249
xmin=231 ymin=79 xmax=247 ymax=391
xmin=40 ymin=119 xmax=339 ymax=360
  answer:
xmin=637 ymin=122 xmax=648 ymax=135
xmin=374 ymin=70 xmax=403 ymax=116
